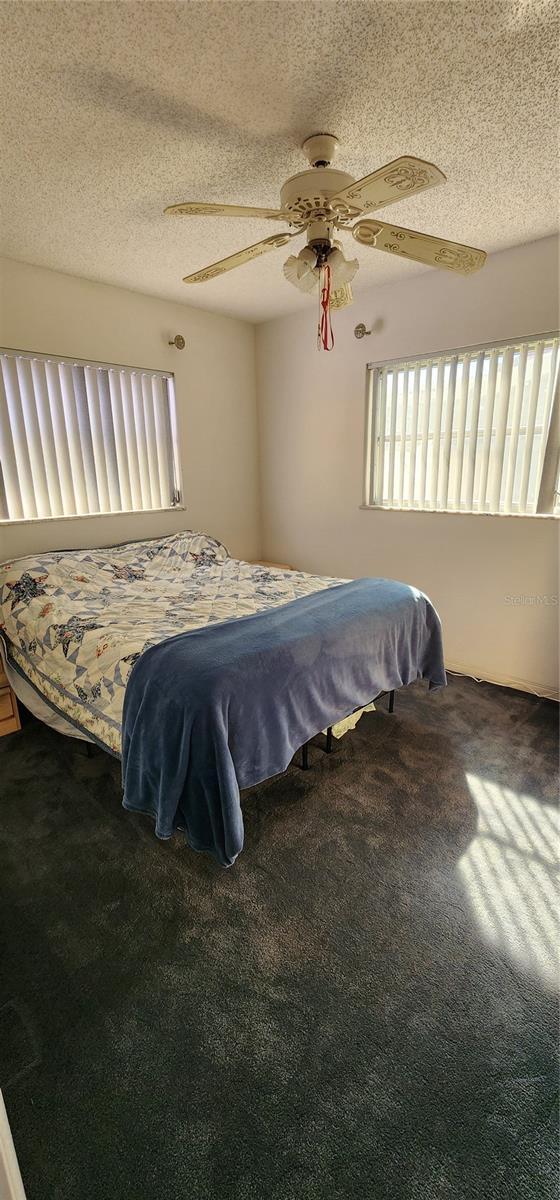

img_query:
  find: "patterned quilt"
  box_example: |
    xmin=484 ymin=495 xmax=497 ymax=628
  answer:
xmin=0 ymin=531 xmax=342 ymax=754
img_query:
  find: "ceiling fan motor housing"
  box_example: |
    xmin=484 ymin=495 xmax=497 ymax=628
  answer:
xmin=280 ymin=168 xmax=355 ymax=230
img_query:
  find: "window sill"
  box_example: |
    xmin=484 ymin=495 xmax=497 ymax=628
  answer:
xmin=0 ymin=506 xmax=186 ymax=528
xmin=359 ymin=505 xmax=559 ymax=519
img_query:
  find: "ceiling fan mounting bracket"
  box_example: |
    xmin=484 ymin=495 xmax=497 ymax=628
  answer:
xmin=301 ymin=133 xmax=339 ymax=168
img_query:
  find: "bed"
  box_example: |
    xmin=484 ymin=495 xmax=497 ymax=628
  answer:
xmin=0 ymin=530 xmax=446 ymax=865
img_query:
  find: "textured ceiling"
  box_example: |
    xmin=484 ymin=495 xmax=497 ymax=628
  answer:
xmin=1 ymin=0 xmax=559 ymax=323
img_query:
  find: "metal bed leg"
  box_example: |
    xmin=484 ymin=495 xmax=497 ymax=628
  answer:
xmin=302 ymin=694 xmax=394 ymax=768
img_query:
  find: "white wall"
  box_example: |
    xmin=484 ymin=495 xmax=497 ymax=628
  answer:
xmin=256 ymin=236 xmax=560 ymax=697
xmin=0 ymin=1092 xmax=27 ymax=1200
xmin=2 ymin=242 xmax=558 ymax=696
xmin=0 ymin=257 xmax=260 ymax=562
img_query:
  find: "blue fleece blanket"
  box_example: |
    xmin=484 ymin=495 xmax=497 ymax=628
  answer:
xmin=121 ymin=578 xmax=446 ymax=866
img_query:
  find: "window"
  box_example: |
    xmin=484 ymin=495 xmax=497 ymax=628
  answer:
xmin=364 ymin=333 xmax=560 ymax=516
xmin=0 ymin=349 xmax=182 ymax=522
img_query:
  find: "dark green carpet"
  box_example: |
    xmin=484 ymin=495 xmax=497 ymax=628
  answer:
xmin=0 ymin=677 xmax=558 ymax=1200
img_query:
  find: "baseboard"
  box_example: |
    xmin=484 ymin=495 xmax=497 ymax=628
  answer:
xmin=445 ymin=660 xmax=559 ymax=702
xmin=0 ymin=1093 xmax=27 ymax=1200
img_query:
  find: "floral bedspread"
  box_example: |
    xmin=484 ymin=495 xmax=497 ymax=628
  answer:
xmin=0 ymin=531 xmax=341 ymax=754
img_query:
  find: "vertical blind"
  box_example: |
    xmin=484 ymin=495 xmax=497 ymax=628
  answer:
xmin=364 ymin=334 xmax=560 ymax=516
xmin=0 ymin=350 xmax=182 ymax=521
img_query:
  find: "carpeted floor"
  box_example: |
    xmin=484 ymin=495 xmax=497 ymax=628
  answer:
xmin=0 ymin=676 xmax=558 ymax=1200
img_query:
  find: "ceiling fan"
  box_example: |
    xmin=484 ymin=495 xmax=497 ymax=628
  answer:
xmin=164 ymin=133 xmax=486 ymax=310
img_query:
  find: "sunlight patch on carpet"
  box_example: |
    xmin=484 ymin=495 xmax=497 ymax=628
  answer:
xmin=459 ymin=774 xmax=559 ymax=986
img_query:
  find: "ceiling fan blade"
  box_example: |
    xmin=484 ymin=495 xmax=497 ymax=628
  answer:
xmin=165 ymin=201 xmax=290 ymax=222
xmin=352 ymin=220 xmax=486 ymax=275
xmin=329 ymin=156 xmax=446 ymax=218
xmin=330 ymin=283 xmax=354 ymax=310
xmin=182 ymin=231 xmax=299 ymax=283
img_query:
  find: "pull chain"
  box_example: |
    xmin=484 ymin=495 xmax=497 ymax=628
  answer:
xmin=317 ymin=264 xmax=334 ymax=351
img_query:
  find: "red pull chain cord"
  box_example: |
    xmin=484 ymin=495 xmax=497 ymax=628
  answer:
xmin=317 ymin=264 xmax=334 ymax=351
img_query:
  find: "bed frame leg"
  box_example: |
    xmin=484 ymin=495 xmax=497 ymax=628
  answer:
xmin=302 ymin=696 xmax=394 ymax=768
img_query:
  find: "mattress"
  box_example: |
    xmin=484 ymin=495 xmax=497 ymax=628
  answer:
xmin=0 ymin=530 xmax=361 ymax=755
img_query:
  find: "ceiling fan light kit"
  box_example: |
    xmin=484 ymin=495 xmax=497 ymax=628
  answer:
xmin=328 ymin=245 xmax=359 ymax=288
xmin=165 ymin=133 xmax=487 ymax=351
